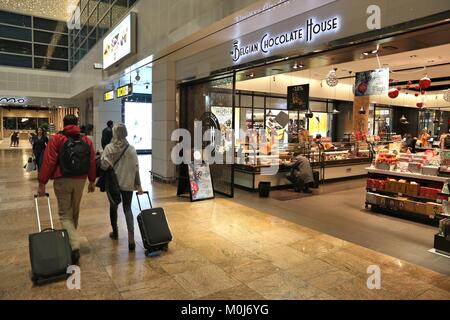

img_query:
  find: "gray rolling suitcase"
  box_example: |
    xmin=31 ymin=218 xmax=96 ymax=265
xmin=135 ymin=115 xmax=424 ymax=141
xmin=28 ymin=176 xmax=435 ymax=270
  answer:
xmin=136 ymin=192 xmax=172 ymax=256
xmin=29 ymin=194 xmax=72 ymax=285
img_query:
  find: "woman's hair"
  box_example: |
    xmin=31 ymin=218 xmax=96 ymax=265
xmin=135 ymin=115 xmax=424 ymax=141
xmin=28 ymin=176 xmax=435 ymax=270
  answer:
xmin=111 ymin=123 xmax=128 ymax=144
xmin=36 ymin=127 xmax=45 ymax=135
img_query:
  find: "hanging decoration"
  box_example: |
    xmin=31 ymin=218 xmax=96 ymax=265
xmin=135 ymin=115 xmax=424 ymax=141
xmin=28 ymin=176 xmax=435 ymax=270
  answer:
xmin=400 ymin=115 xmax=408 ymax=124
xmin=416 ymin=102 xmax=424 ymax=109
xmin=419 ymin=76 xmax=431 ymax=89
xmin=388 ymin=88 xmax=399 ymax=99
xmin=325 ymin=68 xmax=339 ymax=87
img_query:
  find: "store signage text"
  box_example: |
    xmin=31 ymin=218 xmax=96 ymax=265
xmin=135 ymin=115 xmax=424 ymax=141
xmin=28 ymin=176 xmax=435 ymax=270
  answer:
xmin=104 ymin=90 xmax=114 ymax=102
xmin=116 ymin=84 xmax=133 ymax=98
xmin=231 ymin=16 xmax=340 ymax=63
xmin=0 ymin=97 xmax=27 ymax=105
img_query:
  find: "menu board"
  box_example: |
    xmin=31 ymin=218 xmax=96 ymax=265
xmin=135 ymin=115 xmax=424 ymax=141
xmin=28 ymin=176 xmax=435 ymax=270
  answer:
xmin=103 ymin=13 xmax=137 ymax=69
xmin=287 ymin=84 xmax=309 ymax=111
xmin=188 ymin=163 xmax=214 ymax=202
xmin=354 ymin=68 xmax=389 ymax=96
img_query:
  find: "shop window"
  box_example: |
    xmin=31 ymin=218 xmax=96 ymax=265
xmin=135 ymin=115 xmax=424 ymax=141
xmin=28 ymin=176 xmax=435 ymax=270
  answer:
xmin=18 ymin=117 xmax=37 ymax=130
xmin=0 ymin=10 xmax=31 ymax=27
xmin=34 ymin=44 xmax=69 ymax=59
xmin=310 ymin=101 xmax=328 ymax=112
xmin=0 ymin=53 xmax=32 ymax=68
xmin=0 ymin=25 xmax=31 ymax=41
xmin=309 ymin=113 xmax=329 ymax=138
xmin=3 ymin=117 xmax=17 ymax=130
xmin=0 ymin=39 xmax=32 ymax=55
xmin=37 ymin=118 xmax=50 ymax=128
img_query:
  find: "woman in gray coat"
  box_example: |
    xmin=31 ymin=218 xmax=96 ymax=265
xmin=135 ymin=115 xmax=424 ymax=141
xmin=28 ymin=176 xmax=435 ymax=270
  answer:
xmin=101 ymin=123 xmax=143 ymax=251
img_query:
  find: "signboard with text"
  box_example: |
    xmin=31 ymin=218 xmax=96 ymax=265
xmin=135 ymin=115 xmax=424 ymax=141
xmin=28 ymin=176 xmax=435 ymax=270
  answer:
xmin=116 ymin=84 xmax=133 ymax=98
xmin=354 ymin=68 xmax=389 ymax=96
xmin=287 ymin=84 xmax=309 ymax=111
xmin=103 ymin=13 xmax=137 ymax=69
xmin=103 ymin=90 xmax=114 ymax=102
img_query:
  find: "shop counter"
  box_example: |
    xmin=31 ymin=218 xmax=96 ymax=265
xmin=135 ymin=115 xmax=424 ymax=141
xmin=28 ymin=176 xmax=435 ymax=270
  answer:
xmin=234 ymin=158 xmax=371 ymax=190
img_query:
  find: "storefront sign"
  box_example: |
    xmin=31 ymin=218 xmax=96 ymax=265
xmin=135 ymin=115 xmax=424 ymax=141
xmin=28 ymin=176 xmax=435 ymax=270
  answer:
xmin=103 ymin=90 xmax=114 ymax=101
xmin=188 ymin=163 xmax=215 ymax=202
xmin=0 ymin=97 xmax=27 ymax=105
xmin=116 ymin=84 xmax=133 ymax=98
xmin=354 ymin=68 xmax=390 ymax=96
xmin=231 ymin=16 xmax=340 ymax=63
xmin=103 ymin=13 xmax=137 ymax=69
xmin=287 ymin=84 xmax=309 ymax=111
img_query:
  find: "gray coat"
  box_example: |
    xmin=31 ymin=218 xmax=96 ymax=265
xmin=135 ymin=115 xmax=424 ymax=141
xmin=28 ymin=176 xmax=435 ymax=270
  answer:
xmin=290 ymin=155 xmax=314 ymax=184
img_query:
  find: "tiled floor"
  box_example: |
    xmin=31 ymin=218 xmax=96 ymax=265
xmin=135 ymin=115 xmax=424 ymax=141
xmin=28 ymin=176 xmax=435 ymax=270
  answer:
xmin=0 ymin=148 xmax=449 ymax=300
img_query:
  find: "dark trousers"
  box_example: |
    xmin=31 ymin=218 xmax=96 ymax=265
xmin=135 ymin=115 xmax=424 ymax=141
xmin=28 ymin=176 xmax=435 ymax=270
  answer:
xmin=109 ymin=190 xmax=134 ymax=236
xmin=286 ymin=174 xmax=305 ymax=192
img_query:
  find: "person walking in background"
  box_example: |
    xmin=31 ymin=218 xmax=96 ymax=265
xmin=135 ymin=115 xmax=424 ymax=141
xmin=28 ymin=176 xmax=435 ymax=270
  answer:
xmin=101 ymin=123 xmax=143 ymax=251
xmin=101 ymin=120 xmax=114 ymax=149
xmin=31 ymin=128 xmax=49 ymax=173
xmin=38 ymin=115 xmax=96 ymax=265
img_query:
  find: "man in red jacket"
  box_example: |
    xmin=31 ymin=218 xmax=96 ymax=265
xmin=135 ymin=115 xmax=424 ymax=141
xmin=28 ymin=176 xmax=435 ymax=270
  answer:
xmin=38 ymin=115 xmax=96 ymax=265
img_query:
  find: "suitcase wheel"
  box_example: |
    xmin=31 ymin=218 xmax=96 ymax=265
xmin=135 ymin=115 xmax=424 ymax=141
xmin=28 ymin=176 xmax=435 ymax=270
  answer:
xmin=145 ymin=249 xmax=162 ymax=257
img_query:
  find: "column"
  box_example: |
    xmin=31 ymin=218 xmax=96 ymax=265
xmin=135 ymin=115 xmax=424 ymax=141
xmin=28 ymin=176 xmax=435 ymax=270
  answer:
xmin=151 ymin=58 xmax=177 ymax=182
xmin=0 ymin=107 xmax=3 ymax=140
xmin=353 ymin=96 xmax=370 ymax=133
xmin=93 ymin=87 xmax=123 ymax=151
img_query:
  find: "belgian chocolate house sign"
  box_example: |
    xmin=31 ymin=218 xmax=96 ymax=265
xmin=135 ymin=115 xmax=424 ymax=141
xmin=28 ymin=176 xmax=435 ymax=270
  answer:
xmin=230 ymin=16 xmax=340 ymax=63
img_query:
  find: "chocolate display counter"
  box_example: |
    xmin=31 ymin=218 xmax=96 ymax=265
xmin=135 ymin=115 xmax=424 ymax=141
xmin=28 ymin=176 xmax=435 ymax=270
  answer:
xmin=234 ymin=141 xmax=372 ymax=190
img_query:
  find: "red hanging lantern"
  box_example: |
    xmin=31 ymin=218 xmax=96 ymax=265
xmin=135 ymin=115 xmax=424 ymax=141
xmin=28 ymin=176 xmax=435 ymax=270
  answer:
xmin=396 ymin=86 xmax=402 ymax=91
xmin=414 ymin=93 xmax=419 ymax=97
xmin=416 ymin=102 xmax=424 ymax=109
xmin=415 ymin=85 xmax=421 ymax=90
xmin=388 ymin=88 xmax=399 ymax=99
xmin=389 ymin=78 xmax=394 ymax=83
xmin=421 ymin=90 xmax=426 ymax=95
xmin=407 ymin=80 xmax=412 ymax=85
xmin=419 ymin=76 xmax=431 ymax=89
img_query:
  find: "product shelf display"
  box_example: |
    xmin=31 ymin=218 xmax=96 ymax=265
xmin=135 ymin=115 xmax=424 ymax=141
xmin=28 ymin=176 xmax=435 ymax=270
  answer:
xmin=365 ymin=144 xmax=450 ymax=222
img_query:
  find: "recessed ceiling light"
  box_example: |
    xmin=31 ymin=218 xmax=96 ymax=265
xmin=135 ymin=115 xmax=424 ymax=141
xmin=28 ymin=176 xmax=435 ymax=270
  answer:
xmin=409 ymin=55 xmax=417 ymax=58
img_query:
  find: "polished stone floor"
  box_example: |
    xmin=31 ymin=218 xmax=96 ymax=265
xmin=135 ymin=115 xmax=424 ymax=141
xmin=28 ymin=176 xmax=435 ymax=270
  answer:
xmin=0 ymin=148 xmax=449 ymax=300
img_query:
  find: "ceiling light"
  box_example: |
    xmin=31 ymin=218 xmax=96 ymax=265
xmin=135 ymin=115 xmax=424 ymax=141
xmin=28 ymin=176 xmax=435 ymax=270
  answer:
xmin=292 ymin=62 xmax=303 ymax=70
xmin=332 ymin=108 xmax=340 ymax=114
xmin=400 ymin=115 xmax=408 ymax=123
xmin=409 ymin=55 xmax=417 ymax=58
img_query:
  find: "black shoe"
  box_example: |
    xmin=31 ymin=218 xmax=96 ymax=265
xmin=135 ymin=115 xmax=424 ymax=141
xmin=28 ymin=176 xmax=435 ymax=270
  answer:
xmin=71 ymin=249 xmax=80 ymax=266
xmin=109 ymin=231 xmax=118 ymax=240
xmin=128 ymin=242 xmax=136 ymax=251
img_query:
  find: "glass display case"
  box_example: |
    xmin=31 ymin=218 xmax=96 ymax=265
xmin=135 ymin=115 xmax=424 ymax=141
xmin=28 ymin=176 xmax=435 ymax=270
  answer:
xmin=234 ymin=140 xmax=373 ymax=190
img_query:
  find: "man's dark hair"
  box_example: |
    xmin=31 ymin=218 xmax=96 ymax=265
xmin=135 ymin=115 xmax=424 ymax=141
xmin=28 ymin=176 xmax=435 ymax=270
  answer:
xmin=63 ymin=114 xmax=78 ymax=127
xmin=107 ymin=120 xmax=113 ymax=127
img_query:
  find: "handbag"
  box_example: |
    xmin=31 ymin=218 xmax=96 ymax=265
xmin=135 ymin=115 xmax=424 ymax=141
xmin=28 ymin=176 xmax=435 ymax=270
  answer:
xmin=104 ymin=146 xmax=129 ymax=206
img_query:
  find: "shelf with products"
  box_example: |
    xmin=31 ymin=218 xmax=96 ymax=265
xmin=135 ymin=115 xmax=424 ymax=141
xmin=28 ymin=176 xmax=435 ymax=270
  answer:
xmin=365 ymin=167 xmax=450 ymax=223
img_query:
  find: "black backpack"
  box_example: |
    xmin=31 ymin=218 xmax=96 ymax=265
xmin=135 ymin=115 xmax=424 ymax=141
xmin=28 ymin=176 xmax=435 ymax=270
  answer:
xmin=59 ymin=134 xmax=91 ymax=177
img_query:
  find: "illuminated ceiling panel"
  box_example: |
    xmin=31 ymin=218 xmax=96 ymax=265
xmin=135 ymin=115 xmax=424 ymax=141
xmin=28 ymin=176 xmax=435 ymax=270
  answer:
xmin=0 ymin=0 xmax=78 ymax=21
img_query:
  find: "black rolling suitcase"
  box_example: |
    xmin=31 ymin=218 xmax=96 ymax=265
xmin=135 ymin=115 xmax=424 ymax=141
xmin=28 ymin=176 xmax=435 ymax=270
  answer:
xmin=29 ymin=194 xmax=72 ymax=285
xmin=136 ymin=191 xmax=172 ymax=256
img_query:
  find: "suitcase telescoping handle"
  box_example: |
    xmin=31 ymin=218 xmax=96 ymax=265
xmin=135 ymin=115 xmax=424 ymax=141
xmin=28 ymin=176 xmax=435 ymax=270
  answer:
xmin=34 ymin=193 xmax=54 ymax=232
xmin=136 ymin=191 xmax=152 ymax=211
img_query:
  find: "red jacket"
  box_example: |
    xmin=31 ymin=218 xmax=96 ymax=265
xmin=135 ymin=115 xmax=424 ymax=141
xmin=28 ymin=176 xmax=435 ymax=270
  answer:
xmin=39 ymin=125 xmax=96 ymax=184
